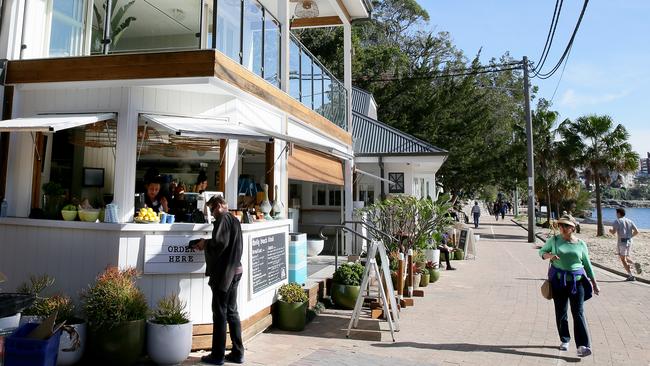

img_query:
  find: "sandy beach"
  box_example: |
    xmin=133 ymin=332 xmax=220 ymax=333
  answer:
xmin=514 ymin=217 xmax=649 ymax=281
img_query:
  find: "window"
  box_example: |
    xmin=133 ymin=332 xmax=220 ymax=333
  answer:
xmin=312 ymin=184 xmax=326 ymax=206
xmin=388 ymin=172 xmax=404 ymax=193
xmin=311 ymin=184 xmax=341 ymax=207
xmin=359 ymin=183 xmax=375 ymax=205
xmin=242 ymin=0 xmax=263 ymax=76
xmin=217 ymin=0 xmax=242 ymax=62
xmin=263 ymin=15 xmax=280 ymax=87
xmin=49 ymin=0 xmax=86 ymax=57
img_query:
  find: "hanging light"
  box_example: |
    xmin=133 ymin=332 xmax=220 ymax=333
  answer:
xmin=293 ymin=0 xmax=319 ymax=18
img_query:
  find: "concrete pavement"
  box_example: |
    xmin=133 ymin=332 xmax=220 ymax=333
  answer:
xmin=191 ymin=214 xmax=650 ymax=365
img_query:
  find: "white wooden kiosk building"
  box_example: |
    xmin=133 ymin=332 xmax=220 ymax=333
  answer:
xmin=0 ymin=0 xmax=371 ymax=347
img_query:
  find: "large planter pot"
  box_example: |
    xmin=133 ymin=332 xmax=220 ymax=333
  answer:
xmin=413 ymin=273 xmax=422 ymax=289
xmin=58 ymin=320 xmax=87 ymax=366
xmin=419 ymin=272 xmax=430 ymax=287
xmin=454 ymin=249 xmax=465 ymax=260
xmin=147 ymin=320 xmax=193 ymax=365
xmin=306 ymin=238 xmax=324 ymax=257
xmin=88 ymin=319 xmax=145 ymax=366
xmin=275 ymin=300 xmax=307 ymax=331
xmin=0 ymin=313 xmax=21 ymax=330
xmin=331 ymin=283 xmax=360 ymax=310
xmin=428 ymin=268 xmax=440 ymax=283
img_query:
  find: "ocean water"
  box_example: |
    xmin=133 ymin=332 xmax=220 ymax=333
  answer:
xmin=599 ymin=207 xmax=650 ymax=229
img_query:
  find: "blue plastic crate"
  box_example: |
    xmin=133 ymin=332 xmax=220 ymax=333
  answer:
xmin=4 ymin=322 xmax=61 ymax=366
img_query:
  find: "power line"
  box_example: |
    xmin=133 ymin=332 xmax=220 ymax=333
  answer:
xmin=550 ymin=43 xmax=572 ymax=103
xmin=531 ymin=0 xmax=564 ymax=77
xmin=535 ymin=0 xmax=589 ymax=80
xmin=354 ymin=64 xmax=522 ymax=83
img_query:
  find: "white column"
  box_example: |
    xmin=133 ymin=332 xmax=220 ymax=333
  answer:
xmin=224 ymin=139 xmax=239 ymax=206
xmin=113 ymin=88 xmax=137 ymax=223
xmin=273 ymin=138 xmax=288 ymax=218
xmin=344 ymin=23 xmax=352 ymax=134
xmin=344 ymin=158 xmax=354 ymax=254
xmin=278 ymin=0 xmax=291 ymax=93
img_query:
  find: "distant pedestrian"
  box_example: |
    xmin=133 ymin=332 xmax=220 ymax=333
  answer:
xmin=471 ymin=201 xmax=481 ymax=228
xmin=493 ymin=201 xmax=500 ymax=221
xmin=609 ymin=208 xmax=641 ymax=281
xmin=539 ymin=215 xmax=600 ymax=357
xmin=500 ymin=203 xmax=507 ymax=220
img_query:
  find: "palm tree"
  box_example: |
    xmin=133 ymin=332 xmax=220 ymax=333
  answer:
xmin=557 ymin=115 xmax=639 ymax=236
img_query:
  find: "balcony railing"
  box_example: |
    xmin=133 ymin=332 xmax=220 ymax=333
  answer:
xmin=289 ymin=34 xmax=348 ymax=130
xmin=84 ymin=0 xmax=347 ymax=130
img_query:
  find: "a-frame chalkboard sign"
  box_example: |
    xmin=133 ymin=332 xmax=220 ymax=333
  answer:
xmin=346 ymin=240 xmax=399 ymax=341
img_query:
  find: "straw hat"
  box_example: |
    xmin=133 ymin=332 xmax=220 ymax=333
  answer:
xmin=557 ymin=214 xmax=577 ymax=227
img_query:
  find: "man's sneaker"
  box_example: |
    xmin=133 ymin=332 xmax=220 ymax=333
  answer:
xmin=201 ymin=354 xmax=224 ymax=365
xmin=224 ymin=353 xmax=244 ymax=364
xmin=634 ymin=262 xmax=643 ymax=275
xmin=626 ymin=275 xmax=636 ymax=282
xmin=577 ymin=346 xmax=592 ymax=357
xmin=559 ymin=342 xmax=569 ymax=351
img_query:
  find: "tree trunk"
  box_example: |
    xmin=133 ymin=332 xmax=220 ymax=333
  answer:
xmin=546 ymin=185 xmax=551 ymax=223
xmin=595 ymin=178 xmax=604 ymax=236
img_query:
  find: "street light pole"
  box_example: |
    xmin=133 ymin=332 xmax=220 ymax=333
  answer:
xmin=523 ymin=56 xmax=535 ymax=242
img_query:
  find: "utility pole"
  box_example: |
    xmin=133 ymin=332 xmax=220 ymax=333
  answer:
xmin=523 ymin=56 xmax=535 ymax=242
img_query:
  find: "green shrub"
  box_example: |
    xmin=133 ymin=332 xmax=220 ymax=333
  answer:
xmin=332 ymin=262 xmax=365 ymax=286
xmin=18 ymin=274 xmax=56 ymax=316
xmin=150 ymin=294 xmax=190 ymax=325
xmin=277 ymin=283 xmax=307 ymax=304
xmin=82 ymin=267 xmax=148 ymax=329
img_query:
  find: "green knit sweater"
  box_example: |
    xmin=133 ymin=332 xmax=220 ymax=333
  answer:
xmin=538 ymin=235 xmax=595 ymax=280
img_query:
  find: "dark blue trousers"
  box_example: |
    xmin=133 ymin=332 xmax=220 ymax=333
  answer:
xmin=552 ymin=280 xmax=590 ymax=347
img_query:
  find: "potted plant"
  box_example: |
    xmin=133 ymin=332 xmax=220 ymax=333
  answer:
xmin=419 ymin=267 xmax=430 ymax=287
xmin=426 ymin=261 xmax=440 ymax=284
xmin=411 ymin=264 xmax=422 ymax=290
xmin=82 ymin=267 xmax=148 ymax=366
xmin=17 ymin=274 xmax=56 ymax=325
xmin=147 ymin=293 xmax=192 ymax=365
xmin=454 ymin=249 xmax=465 ymax=260
xmin=331 ymin=262 xmax=364 ymax=310
xmin=275 ymin=283 xmax=308 ymax=331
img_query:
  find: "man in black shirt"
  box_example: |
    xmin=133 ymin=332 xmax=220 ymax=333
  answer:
xmin=192 ymin=196 xmax=244 ymax=365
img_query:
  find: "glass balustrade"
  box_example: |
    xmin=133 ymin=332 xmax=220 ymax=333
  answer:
xmin=81 ymin=0 xmax=347 ymax=129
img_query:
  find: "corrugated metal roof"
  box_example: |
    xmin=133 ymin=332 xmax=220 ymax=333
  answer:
xmin=351 ymin=87 xmax=372 ymax=115
xmin=352 ymin=112 xmax=447 ymax=156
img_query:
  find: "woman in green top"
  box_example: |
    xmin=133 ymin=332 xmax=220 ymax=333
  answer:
xmin=539 ymin=215 xmax=600 ymax=358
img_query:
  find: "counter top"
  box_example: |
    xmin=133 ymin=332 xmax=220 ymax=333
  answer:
xmin=0 ymin=217 xmax=292 ymax=232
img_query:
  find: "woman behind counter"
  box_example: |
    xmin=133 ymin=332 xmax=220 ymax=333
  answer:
xmin=145 ymin=176 xmax=169 ymax=213
xmin=539 ymin=215 xmax=600 ymax=358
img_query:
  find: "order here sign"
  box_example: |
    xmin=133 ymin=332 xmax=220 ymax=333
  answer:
xmin=144 ymin=234 xmax=207 ymax=274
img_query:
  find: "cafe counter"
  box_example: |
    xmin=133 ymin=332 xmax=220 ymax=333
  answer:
xmin=0 ymin=217 xmax=292 ymax=324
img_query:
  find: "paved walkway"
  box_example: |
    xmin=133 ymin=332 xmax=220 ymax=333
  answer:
xmin=190 ymin=215 xmax=650 ymax=365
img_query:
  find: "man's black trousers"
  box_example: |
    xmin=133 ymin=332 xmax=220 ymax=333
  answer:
xmin=210 ymin=273 xmax=244 ymax=360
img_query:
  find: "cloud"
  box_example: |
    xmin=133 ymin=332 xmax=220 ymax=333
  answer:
xmin=559 ymin=89 xmax=629 ymax=109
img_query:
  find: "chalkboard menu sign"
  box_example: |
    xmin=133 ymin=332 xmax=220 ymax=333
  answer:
xmin=251 ymin=232 xmax=287 ymax=294
xmin=458 ymin=229 xmax=469 ymax=252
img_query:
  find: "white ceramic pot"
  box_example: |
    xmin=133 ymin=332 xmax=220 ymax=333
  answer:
xmin=306 ymin=238 xmax=324 ymax=257
xmin=147 ymin=321 xmax=193 ymax=365
xmin=431 ymin=249 xmax=441 ymax=268
xmin=0 ymin=313 xmax=21 ymax=330
xmin=57 ymin=321 xmax=86 ymax=366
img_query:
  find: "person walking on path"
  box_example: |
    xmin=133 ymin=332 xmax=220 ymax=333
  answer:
xmin=499 ymin=202 xmax=507 ymax=220
xmin=609 ymin=207 xmax=641 ymax=281
xmin=493 ymin=201 xmax=500 ymax=221
xmin=192 ymin=196 xmax=245 ymax=365
xmin=539 ymin=215 xmax=600 ymax=358
xmin=471 ymin=201 xmax=481 ymax=228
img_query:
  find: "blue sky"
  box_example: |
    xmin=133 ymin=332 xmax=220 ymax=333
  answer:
xmin=421 ymin=0 xmax=649 ymax=157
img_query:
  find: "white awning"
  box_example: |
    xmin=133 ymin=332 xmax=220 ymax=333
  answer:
xmin=355 ymin=168 xmax=395 ymax=185
xmin=140 ymin=114 xmax=272 ymax=142
xmin=244 ymin=125 xmax=354 ymax=160
xmin=0 ymin=113 xmax=116 ymax=132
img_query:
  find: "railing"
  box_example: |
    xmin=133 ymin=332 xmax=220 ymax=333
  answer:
xmin=83 ymin=0 xmax=347 ymax=129
xmin=289 ymin=34 xmax=348 ymax=130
